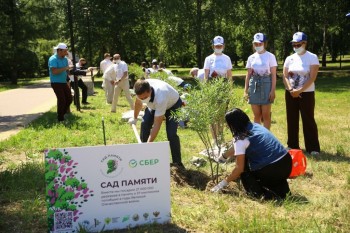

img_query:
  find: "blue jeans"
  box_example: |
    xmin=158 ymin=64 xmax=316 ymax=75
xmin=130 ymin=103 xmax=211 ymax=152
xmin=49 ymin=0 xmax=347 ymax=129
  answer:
xmin=140 ymin=98 xmax=182 ymax=164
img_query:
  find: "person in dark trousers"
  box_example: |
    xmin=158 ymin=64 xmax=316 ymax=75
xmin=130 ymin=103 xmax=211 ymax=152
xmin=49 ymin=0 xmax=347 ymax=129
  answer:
xmin=283 ymin=32 xmax=320 ymax=156
xmin=71 ymin=58 xmax=94 ymax=105
xmin=211 ymin=108 xmax=292 ymax=201
xmin=48 ymin=43 xmax=72 ymax=122
xmin=128 ymin=78 xmax=184 ymax=168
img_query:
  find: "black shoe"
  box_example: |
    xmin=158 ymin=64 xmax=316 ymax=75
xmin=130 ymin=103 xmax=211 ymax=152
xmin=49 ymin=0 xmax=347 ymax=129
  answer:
xmin=82 ymin=101 xmax=90 ymax=105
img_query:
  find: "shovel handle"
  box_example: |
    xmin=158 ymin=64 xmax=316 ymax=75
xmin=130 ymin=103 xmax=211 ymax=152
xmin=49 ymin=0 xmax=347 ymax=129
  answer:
xmin=131 ymin=124 xmax=142 ymax=144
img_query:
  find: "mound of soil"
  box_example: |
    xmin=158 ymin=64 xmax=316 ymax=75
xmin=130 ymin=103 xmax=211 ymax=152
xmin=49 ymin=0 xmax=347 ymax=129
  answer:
xmin=170 ymin=164 xmax=243 ymax=195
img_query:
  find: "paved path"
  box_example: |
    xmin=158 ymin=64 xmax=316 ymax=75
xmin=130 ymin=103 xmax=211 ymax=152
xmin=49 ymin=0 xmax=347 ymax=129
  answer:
xmin=0 ymin=81 xmax=57 ymax=141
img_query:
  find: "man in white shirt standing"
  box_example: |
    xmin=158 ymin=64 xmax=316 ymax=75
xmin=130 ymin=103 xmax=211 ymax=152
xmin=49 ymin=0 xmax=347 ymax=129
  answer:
xmin=108 ymin=54 xmax=134 ymax=112
xmin=129 ymin=78 xmax=184 ymax=168
xmin=100 ymin=53 xmax=113 ymax=104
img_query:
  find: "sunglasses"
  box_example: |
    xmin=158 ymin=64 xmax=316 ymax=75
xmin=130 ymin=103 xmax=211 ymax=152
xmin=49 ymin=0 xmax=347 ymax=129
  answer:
xmin=292 ymin=43 xmax=304 ymax=48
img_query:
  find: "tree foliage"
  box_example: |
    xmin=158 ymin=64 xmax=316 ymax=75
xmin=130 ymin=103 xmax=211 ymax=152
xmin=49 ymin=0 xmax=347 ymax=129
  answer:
xmin=1 ymin=0 xmax=350 ymax=82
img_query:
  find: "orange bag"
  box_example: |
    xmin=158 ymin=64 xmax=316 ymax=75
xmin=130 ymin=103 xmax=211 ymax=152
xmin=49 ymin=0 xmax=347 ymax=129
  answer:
xmin=288 ymin=149 xmax=307 ymax=178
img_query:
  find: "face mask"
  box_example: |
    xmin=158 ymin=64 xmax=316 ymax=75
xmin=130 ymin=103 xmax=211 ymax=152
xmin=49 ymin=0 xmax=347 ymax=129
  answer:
xmin=214 ymin=48 xmax=223 ymax=54
xmin=115 ymin=59 xmax=121 ymax=64
xmin=293 ymin=47 xmax=305 ymax=55
xmin=255 ymin=46 xmax=264 ymax=53
xmin=141 ymin=96 xmax=151 ymax=104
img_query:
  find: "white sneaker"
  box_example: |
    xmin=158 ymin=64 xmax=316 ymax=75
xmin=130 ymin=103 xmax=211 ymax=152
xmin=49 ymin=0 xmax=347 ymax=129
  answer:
xmin=310 ymin=151 xmax=320 ymax=156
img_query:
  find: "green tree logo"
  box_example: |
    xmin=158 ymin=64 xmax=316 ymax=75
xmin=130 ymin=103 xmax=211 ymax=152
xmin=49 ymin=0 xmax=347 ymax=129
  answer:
xmin=106 ymin=159 xmax=118 ymax=174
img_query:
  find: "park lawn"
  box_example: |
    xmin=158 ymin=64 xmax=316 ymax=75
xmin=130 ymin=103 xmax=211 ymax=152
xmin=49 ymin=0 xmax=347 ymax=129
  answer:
xmin=0 ymin=73 xmax=350 ymax=233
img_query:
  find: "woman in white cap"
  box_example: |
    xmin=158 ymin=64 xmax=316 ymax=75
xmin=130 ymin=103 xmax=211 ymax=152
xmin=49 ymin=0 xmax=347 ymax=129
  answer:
xmin=283 ymin=32 xmax=320 ymax=156
xmin=203 ymin=36 xmax=233 ymax=147
xmin=203 ymin=36 xmax=232 ymax=81
xmin=244 ymin=33 xmax=277 ymax=130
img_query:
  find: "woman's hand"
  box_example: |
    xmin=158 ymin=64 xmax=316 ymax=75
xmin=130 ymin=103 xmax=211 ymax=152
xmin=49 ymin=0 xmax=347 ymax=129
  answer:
xmin=211 ymin=180 xmax=228 ymax=192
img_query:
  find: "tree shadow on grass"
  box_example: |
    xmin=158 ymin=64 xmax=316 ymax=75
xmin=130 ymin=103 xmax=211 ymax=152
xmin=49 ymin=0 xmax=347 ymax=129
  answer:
xmin=310 ymin=152 xmax=350 ymax=163
xmin=27 ymin=111 xmax=83 ymax=129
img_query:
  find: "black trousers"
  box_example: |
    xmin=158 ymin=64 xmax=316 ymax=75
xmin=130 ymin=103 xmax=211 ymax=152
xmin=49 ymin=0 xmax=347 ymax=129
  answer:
xmin=285 ymin=91 xmax=320 ymax=153
xmin=241 ymin=153 xmax=292 ymax=200
xmin=51 ymin=83 xmax=72 ymax=121
xmin=71 ymin=79 xmax=88 ymax=103
xmin=140 ymin=98 xmax=183 ymax=165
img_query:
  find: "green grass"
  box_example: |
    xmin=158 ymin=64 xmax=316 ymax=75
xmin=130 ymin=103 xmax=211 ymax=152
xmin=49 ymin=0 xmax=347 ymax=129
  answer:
xmin=0 ymin=73 xmax=350 ymax=232
xmin=0 ymin=77 xmax=49 ymax=92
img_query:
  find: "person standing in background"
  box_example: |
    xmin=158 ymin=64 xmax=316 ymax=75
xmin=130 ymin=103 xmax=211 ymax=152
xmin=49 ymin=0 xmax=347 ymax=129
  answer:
xmin=203 ymin=36 xmax=232 ymax=147
xmin=100 ymin=53 xmax=114 ymax=104
xmin=48 ymin=43 xmax=72 ymax=122
xmin=109 ymin=54 xmax=134 ymax=112
xmin=283 ymin=32 xmax=320 ymax=156
xmin=244 ymin=33 xmax=277 ymax=130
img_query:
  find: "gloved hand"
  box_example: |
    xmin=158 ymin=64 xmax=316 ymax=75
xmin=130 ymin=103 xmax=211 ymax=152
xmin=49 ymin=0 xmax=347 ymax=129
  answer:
xmin=211 ymin=180 xmax=228 ymax=192
xmin=128 ymin=117 xmax=138 ymax=125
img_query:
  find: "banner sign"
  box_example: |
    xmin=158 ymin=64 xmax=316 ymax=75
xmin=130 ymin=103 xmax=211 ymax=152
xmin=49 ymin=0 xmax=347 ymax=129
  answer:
xmin=45 ymin=142 xmax=171 ymax=233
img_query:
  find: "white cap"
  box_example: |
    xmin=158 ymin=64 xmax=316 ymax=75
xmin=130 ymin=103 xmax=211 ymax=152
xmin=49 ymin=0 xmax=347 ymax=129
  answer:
xmin=54 ymin=43 xmax=68 ymax=50
xmin=152 ymin=59 xmax=157 ymax=63
xmin=252 ymin=33 xmax=266 ymax=43
xmin=291 ymin=32 xmax=307 ymax=42
xmin=213 ymin=36 xmax=224 ymax=45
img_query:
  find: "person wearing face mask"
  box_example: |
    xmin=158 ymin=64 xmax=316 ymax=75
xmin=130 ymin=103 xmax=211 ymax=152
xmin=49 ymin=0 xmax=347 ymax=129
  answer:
xmin=106 ymin=54 xmax=134 ymax=112
xmin=283 ymin=32 xmax=320 ymax=156
xmin=244 ymin=33 xmax=277 ymax=130
xmin=203 ymin=36 xmax=233 ymax=147
xmin=129 ymin=78 xmax=184 ymax=168
xmin=203 ymin=36 xmax=232 ymax=81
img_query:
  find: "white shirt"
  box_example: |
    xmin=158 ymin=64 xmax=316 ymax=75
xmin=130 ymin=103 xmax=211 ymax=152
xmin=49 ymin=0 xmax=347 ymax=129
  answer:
xmin=146 ymin=79 xmax=180 ymax=117
xmin=233 ymin=139 xmax=250 ymax=155
xmin=284 ymin=51 xmax=319 ymax=92
xmin=203 ymin=53 xmax=232 ymax=77
xmin=167 ymin=76 xmax=184 ymax=86
xmin=100 ymin=59 xmax=113 ymax=74
xmin=159 ymin=68 xmax=173 ymax=76
xmin=246 ymin=51 xmax=277 ymax=76
xmin=115 ymin=61 xmax=128 ymax=80
xmin=103 ymin=61 xmax=128 ymax=81
xmin=197 ymin=69 xmax=205 ymax=82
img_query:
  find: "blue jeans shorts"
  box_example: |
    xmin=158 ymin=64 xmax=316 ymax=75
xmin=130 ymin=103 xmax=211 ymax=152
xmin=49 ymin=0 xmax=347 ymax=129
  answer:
xmin=248 ymin=75 xmax=272 ymax=105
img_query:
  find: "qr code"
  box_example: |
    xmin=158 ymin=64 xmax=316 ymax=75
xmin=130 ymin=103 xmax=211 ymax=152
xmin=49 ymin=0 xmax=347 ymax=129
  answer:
xmin=54 ymin=211 xmax=73 ymax=231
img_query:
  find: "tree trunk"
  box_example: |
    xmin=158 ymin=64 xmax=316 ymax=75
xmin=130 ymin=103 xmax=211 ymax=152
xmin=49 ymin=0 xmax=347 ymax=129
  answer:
xmin=321 ymin=24 xmax=327 ymax=67
xmin=195 ymin=0 xmax=202 ymax=68
xmin=9 ymin=0 xmax=18 ymax=85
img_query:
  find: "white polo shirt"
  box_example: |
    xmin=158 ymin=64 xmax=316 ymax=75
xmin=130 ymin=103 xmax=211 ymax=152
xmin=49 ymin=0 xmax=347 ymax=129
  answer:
xmin=146 ymin=79 xmax=180 ymax=117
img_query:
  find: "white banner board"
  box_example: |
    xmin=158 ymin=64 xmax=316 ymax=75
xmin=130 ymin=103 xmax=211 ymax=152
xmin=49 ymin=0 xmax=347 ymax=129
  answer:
xmin=45 ymin=142 xmax=171 ymax=232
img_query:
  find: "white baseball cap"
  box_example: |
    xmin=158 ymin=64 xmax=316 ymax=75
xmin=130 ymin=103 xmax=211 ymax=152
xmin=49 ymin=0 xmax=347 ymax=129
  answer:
xmin=213 ymin=36 xmax=224 ymax=45
xmin=291 ymin=32 xmax=307 ymax=42
xmin=152 ymin=59 xmax=157 ymax=63
xmin=54 ymin=43 xmax=68 ymax=50
xmin=252 ymin=33 xmax=267 ymax=43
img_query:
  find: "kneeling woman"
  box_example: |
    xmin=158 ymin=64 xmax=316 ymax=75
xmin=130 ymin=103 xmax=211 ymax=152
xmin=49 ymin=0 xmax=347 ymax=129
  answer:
xmin=212 ymin=108 xmax=292 ymax=200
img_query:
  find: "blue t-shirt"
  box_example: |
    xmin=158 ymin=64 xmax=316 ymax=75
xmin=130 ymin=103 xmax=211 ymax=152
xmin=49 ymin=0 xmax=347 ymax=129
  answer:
xmin=48 ymin=54 xmax=68 ymax=83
